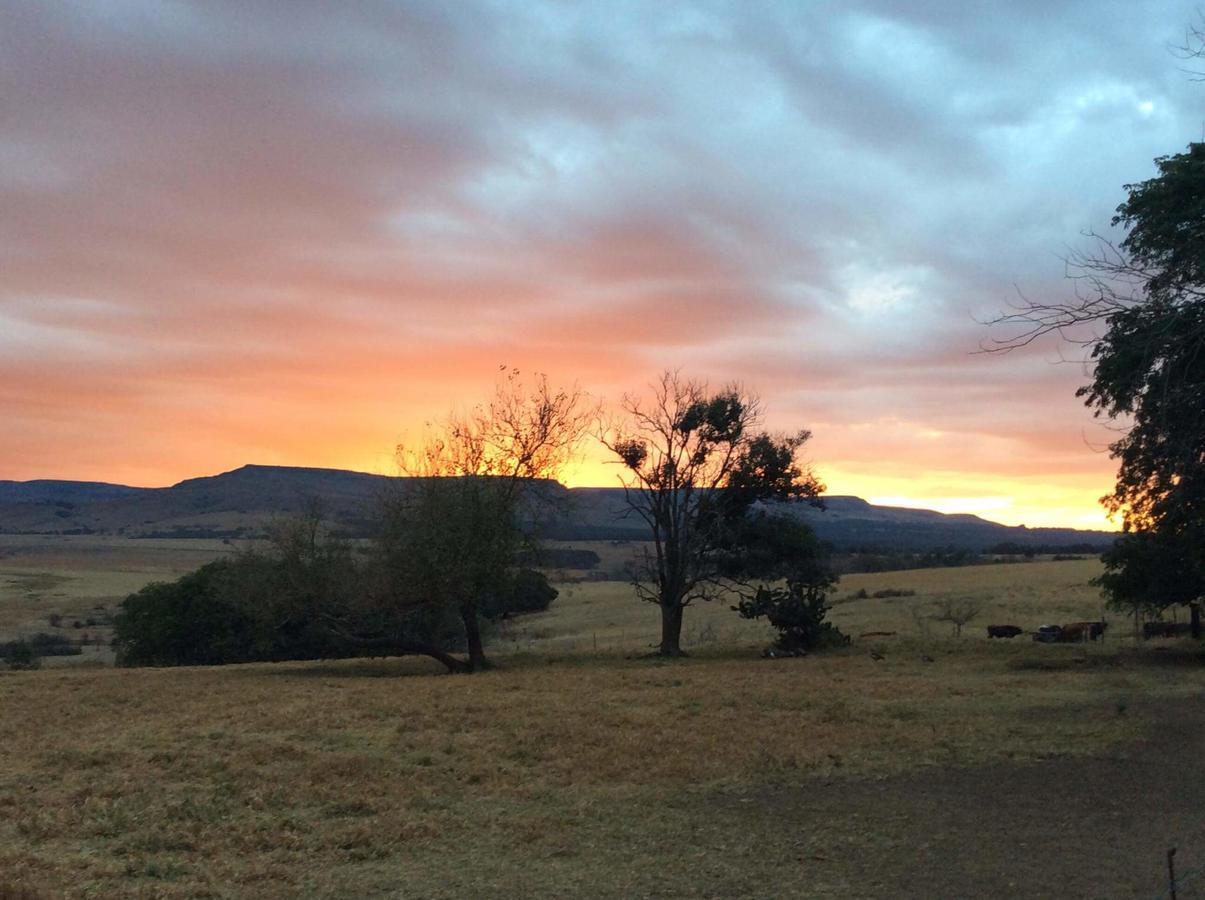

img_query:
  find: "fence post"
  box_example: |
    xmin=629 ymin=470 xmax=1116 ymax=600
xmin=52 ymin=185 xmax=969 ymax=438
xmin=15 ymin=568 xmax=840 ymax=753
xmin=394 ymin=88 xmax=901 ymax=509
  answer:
xmin=1168 ymin=847 xmax=1178 ymax=900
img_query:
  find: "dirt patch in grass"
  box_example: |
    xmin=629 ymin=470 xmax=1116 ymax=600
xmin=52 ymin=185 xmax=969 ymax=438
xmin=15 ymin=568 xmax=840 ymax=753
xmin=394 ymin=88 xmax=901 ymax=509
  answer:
xmin=704 ymin=694 xmax=1205 ymax=898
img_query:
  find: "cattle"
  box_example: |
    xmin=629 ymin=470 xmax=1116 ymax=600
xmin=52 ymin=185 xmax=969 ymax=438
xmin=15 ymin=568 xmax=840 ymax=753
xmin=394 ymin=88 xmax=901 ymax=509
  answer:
xmin=987 ymin=625 xmax=1024 ymax=639
xmin=1059 ymin=622 xmax=1088 ymax=642
xmin=1058 ymin=621 xmax=1107 ymax=642
xmin=1143 ymin=621 xmax=1193 ymax=639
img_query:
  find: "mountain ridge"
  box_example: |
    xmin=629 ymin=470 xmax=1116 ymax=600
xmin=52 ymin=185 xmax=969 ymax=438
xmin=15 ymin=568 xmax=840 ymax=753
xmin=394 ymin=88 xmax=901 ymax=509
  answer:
xmin=0 ymin=464 xmax=1118 ymax=551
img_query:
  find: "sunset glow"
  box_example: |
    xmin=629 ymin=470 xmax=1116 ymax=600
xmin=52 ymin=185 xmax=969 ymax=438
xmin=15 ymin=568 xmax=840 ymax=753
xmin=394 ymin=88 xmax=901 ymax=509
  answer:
xmin=3 ymin=2 xmax=1198 ymax=529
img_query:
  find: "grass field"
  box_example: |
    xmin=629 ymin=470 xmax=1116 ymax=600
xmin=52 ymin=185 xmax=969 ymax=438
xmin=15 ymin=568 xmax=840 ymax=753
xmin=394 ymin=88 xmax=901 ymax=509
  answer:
xmin=1 ymin=540 xmax=1203 ymax=897
xmin=0 ymin=536 xmax=239 ymax=665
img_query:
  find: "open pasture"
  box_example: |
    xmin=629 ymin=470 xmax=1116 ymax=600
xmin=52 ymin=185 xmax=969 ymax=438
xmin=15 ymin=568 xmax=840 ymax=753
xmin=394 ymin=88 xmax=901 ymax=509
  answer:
xmin=2 ymin=546 xmax=1204 ymax=897
xmin=0 ymin=536 xmax=238 ymax=663
xmin=510 ymin=556 xmax=1114 ymax=656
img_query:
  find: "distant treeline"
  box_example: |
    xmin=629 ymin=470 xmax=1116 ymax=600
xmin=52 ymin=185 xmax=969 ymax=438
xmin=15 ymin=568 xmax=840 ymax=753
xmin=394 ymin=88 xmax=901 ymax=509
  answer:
xmin=516 ymin=547 xmax=601 ymax=569
xmin=834 ymin=543 xmax=1107 ymax=575
xmin=136 ymin=526 xmax=256 ymax=540
xmin=834 ymin=547 xmax=981 ymax=574
xmin=984 ymin=541 xmax=1110 ymax=556
xmin=0 ymin=632 xmax=81 ymax=660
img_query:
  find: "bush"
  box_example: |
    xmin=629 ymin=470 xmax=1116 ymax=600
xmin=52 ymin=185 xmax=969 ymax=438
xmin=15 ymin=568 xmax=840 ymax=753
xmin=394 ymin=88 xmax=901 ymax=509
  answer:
xmin=112 ymin=563 xmax=264 ymax=666
xmin=28 ymin=633 xmax=81 ymax=656
xmin=5 ymin=641 xmax=41 ymax=670
xmin=871 ymin=588 xmax=916 ymax=599
xmin=111 ymin=542 xmax=462 ymax=667
xmin=482 ymin=568 xmax=558 ymax=619
xmin=733 ymin=577 xmax=847 ymax=656
xmin=0 ymin=633 xmax=79 ymax=660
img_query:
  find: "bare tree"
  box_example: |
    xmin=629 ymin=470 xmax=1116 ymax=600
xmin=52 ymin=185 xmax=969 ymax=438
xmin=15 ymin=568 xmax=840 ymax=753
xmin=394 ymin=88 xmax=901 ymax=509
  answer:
xmin=930 ymin=598 xmax=983 ymax=637
xmin=599 ymin=371 xmax=822 ymax=656
xmin=1175 ymin=12 xmax=1205 ymax=77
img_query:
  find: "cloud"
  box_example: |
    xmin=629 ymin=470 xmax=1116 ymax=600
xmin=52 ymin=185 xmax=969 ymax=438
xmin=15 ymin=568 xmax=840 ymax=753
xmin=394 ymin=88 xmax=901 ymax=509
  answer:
xmin=0 ymin=0 xmax=1198 ymax=526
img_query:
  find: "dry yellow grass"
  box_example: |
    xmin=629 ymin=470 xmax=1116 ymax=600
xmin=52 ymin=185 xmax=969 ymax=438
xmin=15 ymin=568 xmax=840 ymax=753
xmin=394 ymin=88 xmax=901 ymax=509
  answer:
xmin=4 ymin=648 xmax=1200 ymax=898
xmin=515 ymin=557 xmax=1114 ymax=655
xmin=2 ymin=544 xmax=1203 ymax=897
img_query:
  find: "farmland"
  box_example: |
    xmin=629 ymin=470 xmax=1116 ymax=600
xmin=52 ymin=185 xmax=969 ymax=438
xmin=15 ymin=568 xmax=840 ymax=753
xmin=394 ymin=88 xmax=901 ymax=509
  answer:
xmin=1 ymin=539 xmax=1204 ymax=897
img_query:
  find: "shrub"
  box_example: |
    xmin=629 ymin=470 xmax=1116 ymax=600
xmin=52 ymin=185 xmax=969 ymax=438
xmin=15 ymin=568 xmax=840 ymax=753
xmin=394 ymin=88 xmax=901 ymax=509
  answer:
xmin=5 ymin=642 xmax=41 ymax=670
xmin=28 ymin=633 xmax=81 ymax=656
xmin=871 ymin=588 xmax=916 ymax=599
xmin=0 ymin=633 xmax=79 ymax=660
xmin=111 ymin=544 xmax=460 ymax=667
xmin=113 ymin=564 xmax=263 ymax=666
xmin=733 ymin=577 xmax=847 ymax=656
xmin=482 ymin=569 xmax=558 ymax=619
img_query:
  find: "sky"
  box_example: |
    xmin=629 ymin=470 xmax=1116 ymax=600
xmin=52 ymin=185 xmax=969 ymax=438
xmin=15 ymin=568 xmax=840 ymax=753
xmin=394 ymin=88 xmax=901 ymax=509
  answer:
xmin=2 ymin=1 xmax=1201 ymax=529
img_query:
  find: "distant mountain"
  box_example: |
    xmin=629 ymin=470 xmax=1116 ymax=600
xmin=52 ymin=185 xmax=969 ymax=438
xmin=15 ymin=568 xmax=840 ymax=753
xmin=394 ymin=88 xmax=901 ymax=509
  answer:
xmin=0 ymin=464 xmax=1118 ymax=551
xmin=0 ymin=465 xmax=394 ymax=537
xmin=552 ymin=488 xmax=1116 ymax=551
xmin=0 ymin=480 xmax=147 ymax=504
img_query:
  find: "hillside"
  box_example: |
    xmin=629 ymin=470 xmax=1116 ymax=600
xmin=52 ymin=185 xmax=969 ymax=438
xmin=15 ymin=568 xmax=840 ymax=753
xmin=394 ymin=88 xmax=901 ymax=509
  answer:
xmin=0 ymin=465 xmax=1117 ymax=551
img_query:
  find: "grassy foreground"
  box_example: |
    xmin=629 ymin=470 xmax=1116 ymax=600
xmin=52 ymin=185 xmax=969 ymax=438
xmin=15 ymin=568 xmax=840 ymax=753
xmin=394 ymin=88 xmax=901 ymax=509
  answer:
xmin=3 ymin=558 xmax=1205 ymax=897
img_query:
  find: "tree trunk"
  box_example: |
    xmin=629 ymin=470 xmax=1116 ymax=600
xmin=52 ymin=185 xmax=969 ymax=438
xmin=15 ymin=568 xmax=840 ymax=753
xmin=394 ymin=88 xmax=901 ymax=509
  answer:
xmin=462 ymin=606 xmax=488 ymax=671
xmin=1192 ymin=603 xmax=1202 ymax=640
xmin=319 ymin=618 xmax=471 ymax=673
xmin=658 ymin=603 xmax=685 ymax=656
xmin=337 ymin=635 xmax=470 ymax=673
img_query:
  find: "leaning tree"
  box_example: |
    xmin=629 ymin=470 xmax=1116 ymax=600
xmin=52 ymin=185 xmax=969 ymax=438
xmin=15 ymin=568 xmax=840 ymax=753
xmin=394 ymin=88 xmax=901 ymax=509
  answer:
xmin=600 ymin=371 xmax=824 ymax=656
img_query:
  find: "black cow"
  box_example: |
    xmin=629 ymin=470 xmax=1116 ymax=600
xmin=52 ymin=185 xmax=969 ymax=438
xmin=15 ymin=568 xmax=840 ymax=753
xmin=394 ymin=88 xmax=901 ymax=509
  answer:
xmin=1143 ymin=621 xmax=1192 ymax=639
xmin=987 ymin=625 xmax=1024 ymax=639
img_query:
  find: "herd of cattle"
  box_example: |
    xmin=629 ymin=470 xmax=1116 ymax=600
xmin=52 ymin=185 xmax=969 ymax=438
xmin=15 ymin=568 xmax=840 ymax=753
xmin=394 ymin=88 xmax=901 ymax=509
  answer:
xmin=986 ymin=622 xmax=1107 ymax=642
xmin=987 ymin=621 xmax=1201 ymax=642
xmin=1140 ymin=621 xmax=1198 ymax=639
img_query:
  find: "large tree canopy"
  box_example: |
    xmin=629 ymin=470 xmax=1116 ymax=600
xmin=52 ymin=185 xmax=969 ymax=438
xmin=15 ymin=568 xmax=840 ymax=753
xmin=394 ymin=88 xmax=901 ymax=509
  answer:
xmin=1083 ymin=145 xmax=1205 ymax=542
xmin=600 ymin=371 xmax=825 ymax=656
xmin=994 ymin=143 xmax=1205 ymax=617
xmin=378 ymin=371 xmax=592 ymax=671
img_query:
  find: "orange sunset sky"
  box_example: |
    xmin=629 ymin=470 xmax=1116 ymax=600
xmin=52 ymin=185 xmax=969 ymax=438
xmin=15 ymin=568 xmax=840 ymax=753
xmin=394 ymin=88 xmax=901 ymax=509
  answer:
xmin=4 ymin=2 xmax=1201 ymax=530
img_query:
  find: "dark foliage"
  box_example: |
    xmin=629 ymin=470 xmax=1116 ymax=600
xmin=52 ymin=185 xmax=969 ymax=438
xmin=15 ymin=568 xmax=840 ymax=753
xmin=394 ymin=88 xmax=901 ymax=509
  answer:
xmin=4 ymin=641 xmax=40 ymax=670
xmin=730 ymin=517 xmax=845 ymax=655
xmin=838 ymin=547 xmax=981 ymax=573
xmin=0 ymin=633 xmax=82 ymax=662
xmin=1094 ymin=532 xmax=1203 ymax=621
xmin=481 ymin=568 xmax=558 ymax=619
xmin=111 ymin=542 xmax=462 ymax=668
xmin=991 ymin=141 xmax=1205 ymax=616
xmin=602 ymin=372 xmax=824 ymax=656
xmin=113 ymin=563 xmax=262 ymax=666
xmin=733 ymin=578 xmax=846 ymax=655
